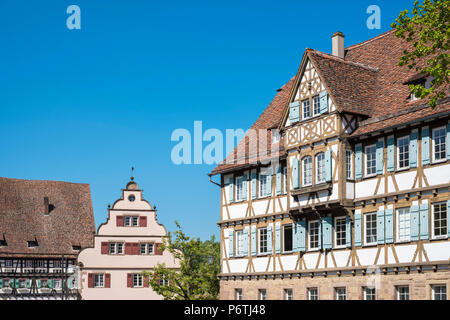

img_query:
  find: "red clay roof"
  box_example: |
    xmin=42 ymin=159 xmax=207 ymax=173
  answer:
xmin=211 ymin=30 xmax=450 ymax=175
xmin=0 ymin=177 xmax=95 ymax=258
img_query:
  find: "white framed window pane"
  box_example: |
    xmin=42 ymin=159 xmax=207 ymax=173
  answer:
xmin=140 ymin=243 xmax=147 ymax=254
xmin=432 ymin=127 xmax=446 ymax=161
xmin=132 ymin=216 xmax=139 ymax=226
xmin=316 ymin=153 xmax=325 ymax=183
xmin=117 ymin=243 xmax=123 ymax=254
xmin=285 ymin=289 xmax=293 ymax=300
xmin=365 ymin=145 xmax=377 ymax=176
xmin=235 ymin=289 xmax=243 ymax=300
xmin=335 ymin=287 xmax=346 ymax=300
xmin=364 ymin=287 xmax=376 ymax=300
xmin=365 ymin=213 xmax=377 ymax=244
xmin=109 ymin=243 xmax=116 ymax=254
xmin=397 ymin=286 xmax=410 ymax=300
xmin=313 ymin=96 xmax=320 ymax=116
xmin=283 ymin=166 xmax=287 ymax=194
xmin=259 ymin=173 xmax=267 ymax=198
xmin=94 ymin=274 xmax=104 ymax=287
xmin=335 ymin=218 xmax=346 ymax=247
xmin=124 ymin=216 xmax=131 ymax=226
xmin=308 ymin=288 xmax=318 ymax=300
xmin=309 ymin=221 xmax=319 ymax=249
xmin=397 ymin=208 xmax=411 ymax=242
xmin=303 ymin=157 xmax=312 ymax=186
xmin=432 ymin=285 xmax=447 ymax=300
xmin=236 ymin=177 xmax=243 ymax=201
xmin=259 ymin=228 xmax=267 ymax=254
xmin=259 ymin=289 xmax=266 ymax=300
xmin=302 ymin=99 xmax=310 ymax=119
xmin=148 ymin=243 xmax=154 ymax=254
xmin=236 ymin=231 xmax=244 ymax=256
xmin=433 ymin=202 xmax=447 ymax=238
xmin=133 ymin=274 xmax=143 ymax=287
xmin=397 ymin=136 xmax=410 ymax=169
xmin=346 ymin=150 xmax=352 ymax=179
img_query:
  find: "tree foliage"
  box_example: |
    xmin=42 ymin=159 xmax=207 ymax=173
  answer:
xmin=142 ymin=221 xmax=220 ymax=300
xmin=391 ymin=0 xmax=449 ymax=108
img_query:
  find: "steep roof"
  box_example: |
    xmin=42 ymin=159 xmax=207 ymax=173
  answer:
xmin=0 ymin=177 xmax=95 ymax=258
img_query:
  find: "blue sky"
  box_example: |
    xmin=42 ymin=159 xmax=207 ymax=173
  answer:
xmin=0 ymin=0 xmax=415 ymax=240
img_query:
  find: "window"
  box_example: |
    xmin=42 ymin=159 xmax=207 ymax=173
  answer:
xmin=94 ymin=274 xmax=104 ymax=288
xmin=397 ymin=286 xmax=410 ymax=300
xmin=133 ymin=274 xmax=143 ymax=288
xmin=363 ymin=287 xmax=376 ymax=300
xmin=346 ymin=150 xmax=352 ymax=179
xmin=365 ymin=213 xmax=377 ymax=245
xmin=302 ymin=99 xmax=310 ymax=119
xmin=335 ymin=217 xmax=346 ymax=248
xmin=236 ymin=176 xmax=244 ymax=201
xmin=124 ymin=216 xmax=131 ymax=226
xmin=283 ymin=225 xmax=293 ymax=252
xmin=316 ymin=153 xmax=325 ymax=184
xmin=308 ymin=288 xmax=318 ymax=300
xmin=309 ymin=221 xmax=319 ymax=250
xmin=124 ymin=216 xmax=139 ymax=227
xmin=236 ymin=230 xmax=244 ymax=256
xmin=27 ymin=240 xmax=38 ymax=248
xmin=284 ymin=289 xmax=293 ymax=300
xmin=3 ymin=279 xmax=9 ymax=288
xmin=397 ymin=208 xmax=411 ymax=242
xmin=259 ymin=172 xmax=267 ymax=198
xmin=259 ymin=289 xmax=266 ymax=300
xmin=432 ymin=202 xmax=447 ymax=239
xmin=19 ymin=279 xmax=26 ymax=288
xmin=235 ymin=289 xmax=243 ymax=300
xmin=259 ymin=228 xmax=268 ymax=254
xmin=335 ymin=287 xmax=346 ymax=300
xmin=41 ymin=279 xmax=48 ymax=288
xmin=365 ymin=144 xmax=377 ymax=176
xmin=397 ymin=136 xmax=410 ymax=169
xmin=159 ymin=274 xmax=169 ymax=286
xmin=109 ymin=242 xmax=124 ymax=254
xmin=140 ymin=243 xmax=154 ymax=255
xmin=432 ymin=285 xmax=447 ymax=300
xmin=302 ymin=156 xmax=312 ymax=186
xmin=283 ymin=165 xmax=288 ymax=194
xmin=432 ymin=127 xmax=446 ymax=162
xmin=313 ymin=96 xmax=320 ymax=116
xmin=132 ymin=216 xmax=139 ymax=226
xmin=54 ymin=279 xmax=62 ymax=289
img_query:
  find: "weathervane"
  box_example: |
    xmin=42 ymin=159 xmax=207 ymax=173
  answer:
xmin=131 ymin=166 xmax=134 ymax=180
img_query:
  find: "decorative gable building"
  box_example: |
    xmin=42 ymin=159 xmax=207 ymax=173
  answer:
xmin=210 ymin=31 xmax=450 ymax=300
xmin=78 ymin=177 xmax=178 ymax=300
xmin=0 ymin=177 xmax=95 ymax=300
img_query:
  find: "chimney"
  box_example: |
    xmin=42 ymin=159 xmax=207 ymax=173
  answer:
xmin=44 ymin=197 xmax=49 ymax=215
xmin=332 ymin=31 xmax=345 ymax=59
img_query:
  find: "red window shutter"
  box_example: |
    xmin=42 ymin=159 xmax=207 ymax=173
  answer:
xmin=155 ymin=243 xmax=163 ymax=255
xmin=101 ymin=242 xmax=109 ymax=254
xmin=116 ymin=216 xmax=124 ymax=227
xmin=125 ymin=242 xmax=132 ymax=255
xmin=127 ymin=273 xmax=132 ymax=288
xmin=139 ymin=216 xmax=147 ymax=227
xmin=133 ymin=243 xmax=139 ymax=255
xmin=144 ymin=275 xmax=149 ymax=288
xmin=88 ymin=274 xmax=94 ymax=288
xmin=105 ymin=273 xmax=111 ymax=288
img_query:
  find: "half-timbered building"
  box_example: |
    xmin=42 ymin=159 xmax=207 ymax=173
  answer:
xmin=0 ymin=177 xmax=95 ymax=299
xmin=210 ymin=30 xmax=450 ymax=300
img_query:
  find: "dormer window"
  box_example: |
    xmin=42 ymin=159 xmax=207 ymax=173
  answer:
xmin=72 ymin=245 xmax=81 ymax=251
xmin=27 ymin=240 xmax=38 ymax=248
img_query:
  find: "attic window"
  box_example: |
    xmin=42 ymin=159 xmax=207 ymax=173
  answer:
xmin=72 ymin=245 xmax=81 ymax=251
xmin=0 ymin=238 xmax=7 ymax=247
xmin=27 ymin=240 xmax=38 ymax=248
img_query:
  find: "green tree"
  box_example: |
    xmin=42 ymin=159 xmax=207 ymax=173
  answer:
xmin=391 ymin=0 xmax=449 ymax=108
xmin=142 ymin=221 xmax=220 ymax=300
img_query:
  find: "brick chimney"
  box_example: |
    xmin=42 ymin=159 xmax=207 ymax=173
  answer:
xmin=332 ymin=31 xmax=345 ymax=59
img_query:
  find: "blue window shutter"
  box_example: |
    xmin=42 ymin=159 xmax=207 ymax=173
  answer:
xmin=345 ymin=215 xmax=352 ymax=248
xmin=354 ymin=211 xmax=362 ymax=246
xmin=376 ymin=138 xmax=384 ymax=175
xmin=228 ymin=177 xmax=234 ymax=203
xmin=243 ymin=228 xmax=249 ymax=256
xmin=276 ymin=166 xmax=282 ymax=195
xmin=377 ymin=209 xmax=385 ymax=244
xmin=411 ymin=205 xmax=420 ymax=241
xmin=26 ymin=279 xmax=31 ymax=289
xmin=419 ymin=202 xmax=429 ymax=240
xmin=447 ymin=122 xmax=450 ymax=160
xmin=387 ymin=135 xmax=395 ymax=172
xmin=447 ymin=200 xmax=450 ymax=237
xmin=292 ymin=159 xmax=300 ymax=189
xmin=319 ymin=91 xmax=329 ymax=114
xmin=422 ymin=127 xmax=430 ymax=165
xmin=242 ymin=174 xmax=248 ymax=201
xmin=324 ymin=150 xmax=332 ymax=182
xmin=267 ymin=224 xmax=273 ymax=253
xmin=289 ymin=101 xmax=300 ymax=123
xmin=293 ymin=222 xmax=299 ymax=252
xmin=15 ymin=279 xmax=20 ymax=289
xmin=318 ymin=219 xmax=322 ymax=249
xmin=385 ymin=209 xmax=394 ymax=244
xmin=251 ymin=172 xmax=257 ymax=200
xmin=410 ymin=129 xmax=418 ymax=168
xmin=266 ymin=169 xmax=273 ymax=196
xmin=67 ymin=278 xmax=73 ymax=289
xmin=322 ymin=216 xmax=332 ymax=249
xmin=298 ymin=220 xmax=306 ymax=252
xmin=0 ymin=279 xmax=2 ymax=289
xmin=37 ymin=279 xmax=41 ymax=288
xmin=228 ymin=230 xmax=234 ymax=258
xmin=275 ymin=223 xmax=281 ymax=254
xmin=355 ymin=144 xmax=363 ymax=179
xmin=251 ymin=226 xmax=257 ymax=256
xmin=48 ymin=279 xmax=54 ymax=289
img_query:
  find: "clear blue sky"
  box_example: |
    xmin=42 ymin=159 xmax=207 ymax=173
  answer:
xmin=0 ymin=0 xmax=415 ymax=240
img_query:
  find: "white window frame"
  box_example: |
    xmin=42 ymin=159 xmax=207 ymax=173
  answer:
xmin=94 ymin=274 xmax=104 ymax=288
xmin=308 ymin=220 xmax=320 ymax=251
xmin=363 ymin=287 xmax=376 ymax=300
xmin=283 ymin=165 xmax=288 ymax=194
xmin=54 ymin=279 xmax=62 ymax=289
xmin=284 ymin=289 xmax=293 ymax=300
xmin=335 ymin=287 xmax=346 ymax=300
xmin=365 ymin=144 xmax=377 ymax=177
xmin=431 ymin=284 xmax=447 ymax=300
xmin=235 ymin=230 xmax=244 ymax=256
xmin=308 ymin=287 xmax=318 ymax=300
xmin=315 ymin=152 xmax=325 ymax=184
xmin=259 ymin=172 xmax=267 ymax=198
xmin=313 ymin=95 xmax=320 ymax=116
xmin=432 ymin=126 xmax=446 ymax=163
xmin=124 ymin=216 xmax=139 ymax=227
xmin=334 ymin=217 xmax=346 ymax=248
xmin=235 ymin=289 xmax=243 ymax=300
xmin=302 ymin=156 xmax=312 ymax=187
xmin=109 ymin=242 xmax=124 ymax=255
xmin=397 ymin=136 xmax=410 ymax=170
xmin=364 ymin=212 xmax=377 ymax=245
xmin=140 ymin=243 xmax=154 ymax=255
xmin=346 ymin=150 xmax=353 ymax=179
xmin=302 ymin=99 xmax=310 ymax=120
xmin=432 ymin=202 xmax=448 ymax=239
xmin=133 ymin=274 xmax=143 ymax=288
xmin=396 ymin=207 xmax=411 ymax=242
xmin=396 ymin=286 xmax=410 ymax=300
xmin=258 ymin=289 xmax=266 ymax=300
xmin=159 ymin=274 xmax=169 ymax=286
xmin=235 ymin=176 xmax=244 ymax=202
xmin=258 ymin=228 xmax=268 ymax=254
xmin=283 ymin=224 xmax=293 ymax=253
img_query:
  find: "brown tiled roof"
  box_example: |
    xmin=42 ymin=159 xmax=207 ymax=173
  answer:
xmin=0 ymin=177 xmax=95 ymax=258
xmin=211 ymin=29 xmax=450 ymax=175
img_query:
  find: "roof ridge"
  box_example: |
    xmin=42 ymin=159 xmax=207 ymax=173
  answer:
xmin=345 ymin=29 xmax=396 ymax=51
xmin=307 ymin=49 xmax=379 ymax=72
xmin=0 ymin=176 xmax=90 ymax=185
